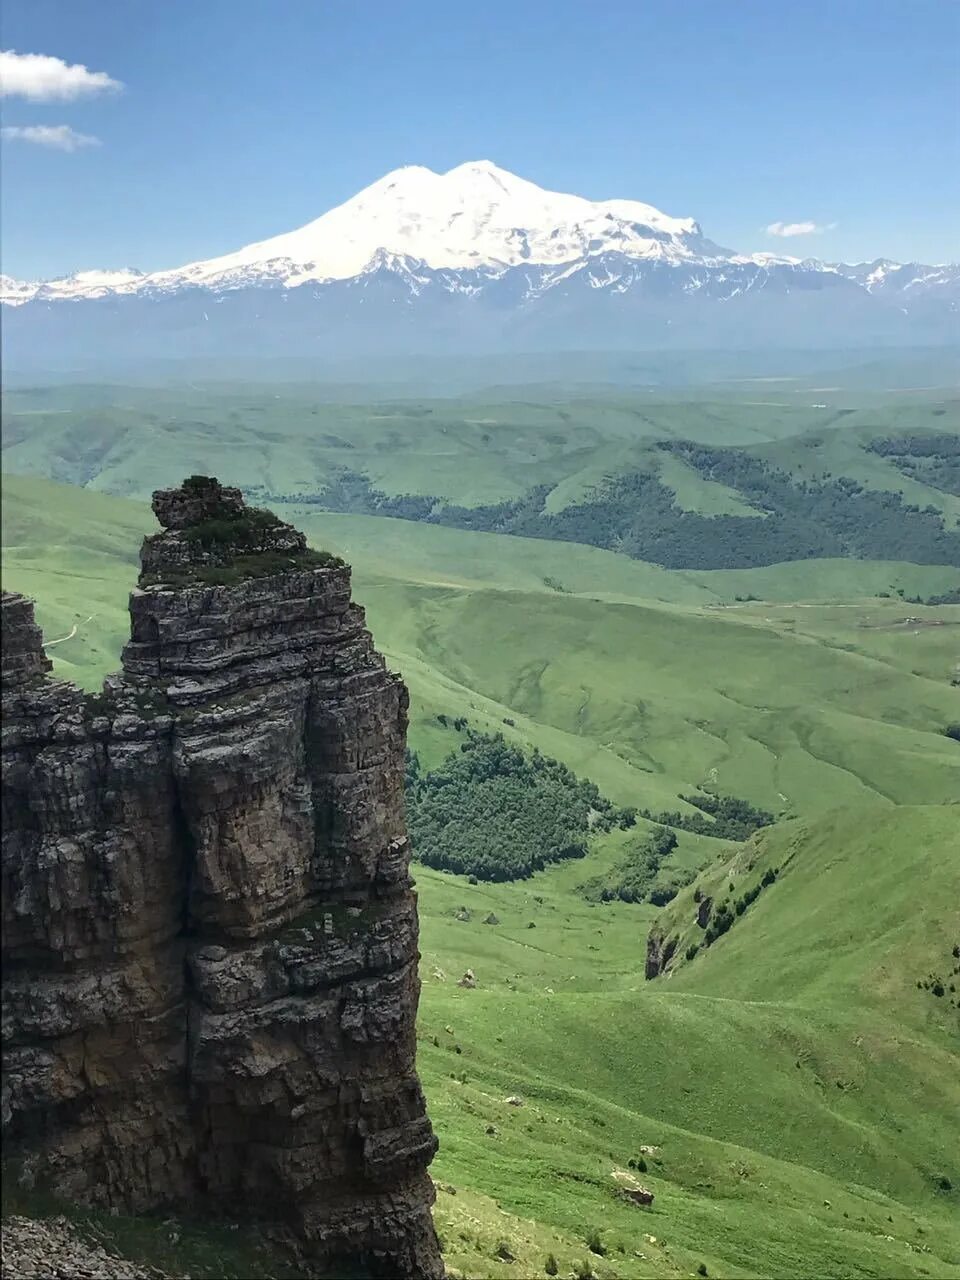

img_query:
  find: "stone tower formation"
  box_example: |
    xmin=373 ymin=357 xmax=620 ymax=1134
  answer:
xmin=1 ymin=478 xmax=443 ymax=1279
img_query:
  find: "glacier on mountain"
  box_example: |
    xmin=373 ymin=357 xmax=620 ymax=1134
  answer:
xmin=0 ymin=161 xmax=748 ymax=303
xmin=2 ymin=162 xmax=956 ymax=366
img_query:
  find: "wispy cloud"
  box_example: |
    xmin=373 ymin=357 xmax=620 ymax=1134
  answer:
xmin=1 ymin=123 xmax=101 ymax=151
xmin=766 ymin=220 xmax=836 ymax=238
xmin=0 ymin=50 xmax=122 ymax=101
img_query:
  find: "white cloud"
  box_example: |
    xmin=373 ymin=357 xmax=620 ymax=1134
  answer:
xmin=0 ymin=50 xmax=122 ymax=101
xmin=766 ymin=220 xmax=836 ymax=238
xmin=1 ymin=123 xmax=101 ymax=151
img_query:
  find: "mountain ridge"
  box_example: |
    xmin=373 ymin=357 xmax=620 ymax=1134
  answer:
xmin=1 ymin=160 xmax=726 ymax=302
xmin=3 ymin=161 xmax=957 ymax=366
xmin=6 ymin=160 xmax=956 ymax=303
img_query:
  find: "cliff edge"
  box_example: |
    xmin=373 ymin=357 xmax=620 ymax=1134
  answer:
xmin=1 ymin=478 xmax=443 ymax=1279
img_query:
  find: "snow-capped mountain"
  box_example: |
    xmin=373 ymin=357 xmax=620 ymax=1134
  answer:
xmin=2 ymin=161 xmax=733 ymax=305
xmin=2 ymin=162 xmax=957 ymax=368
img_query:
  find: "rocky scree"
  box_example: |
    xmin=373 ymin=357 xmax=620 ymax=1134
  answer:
xmin=1 ymin=1215 xmax=165 ymax=1280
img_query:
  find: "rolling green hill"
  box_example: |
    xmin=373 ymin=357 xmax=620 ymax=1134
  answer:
xmin=5 ymin=475 xmax=957 ymax=813
xmin=2 ymin=469 xmax=958 ymax=1279
xmin=5 ymin=388 xmax=825 ymax=506
xmin=650 ymin=806 xmax=959 ymax=1011
xmin=4 ymin=383 xmax=958 ymax=518
xmin=415 ymin=804 xmax=959 ymax=1280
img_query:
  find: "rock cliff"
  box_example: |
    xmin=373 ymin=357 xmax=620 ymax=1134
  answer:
xmin=1 ymin=478 xmax=443 ymax=1279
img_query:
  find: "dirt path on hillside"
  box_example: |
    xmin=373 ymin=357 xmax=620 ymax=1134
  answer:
xmin=42 ymin=615 xmax=95 ymax=648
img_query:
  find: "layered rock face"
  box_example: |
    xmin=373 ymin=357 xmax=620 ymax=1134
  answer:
xmin=1 ymin=480 xmax=443 ymax=1279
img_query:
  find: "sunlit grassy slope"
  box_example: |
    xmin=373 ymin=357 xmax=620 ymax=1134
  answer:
xmin=4 ymin=476 xmax=957 ymax=814
xmin=4 ymin=392 xmax=816 ymax=505
xmin=654 ymin=806 xmax=960 ymax=1008
xmin=415 ymin=804 xmax=959 ymax=1280
xmin=3 ymin=384 xmax=958 ymax=517
xmin=0 ymin=475 xmax=154 ymax=684
xmin=2 ymin=471 xmax=958 ymax=1279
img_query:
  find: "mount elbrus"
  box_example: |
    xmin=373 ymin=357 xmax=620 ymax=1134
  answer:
xmin=2 ymin=161 xmax=956 ymax=367
xmin=0 ymin=478 xmax=443 ymax=1280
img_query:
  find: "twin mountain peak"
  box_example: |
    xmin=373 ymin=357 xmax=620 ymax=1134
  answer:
xmin=3 ymin=162 xmax=955 ymax=360
xmin=2 ymin=160 xmax=953 ymax=299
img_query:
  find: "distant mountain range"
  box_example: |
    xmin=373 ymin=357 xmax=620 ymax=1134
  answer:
xmin=3 ymin=161 xmax=957 ymax=369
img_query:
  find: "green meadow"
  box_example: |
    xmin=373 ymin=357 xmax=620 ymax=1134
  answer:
xmin=1 ymin=381 xmax=958 ymax=1279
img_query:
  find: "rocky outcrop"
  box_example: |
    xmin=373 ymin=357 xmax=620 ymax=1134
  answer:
xmin=644 ymin=931 xmax=678 ymax=980
xmin=1 ymin=481 xmax=443 ymax=1279
xmin=1 ymin=592 xmax=52 ymax=684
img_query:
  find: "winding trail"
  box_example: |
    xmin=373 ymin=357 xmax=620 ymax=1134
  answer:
xmin=43 ymin=614 xmax=95 ymax=648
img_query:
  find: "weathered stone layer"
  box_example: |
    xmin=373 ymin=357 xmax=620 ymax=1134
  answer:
xmin=1 ymin=484 xmax=442 ymax=1279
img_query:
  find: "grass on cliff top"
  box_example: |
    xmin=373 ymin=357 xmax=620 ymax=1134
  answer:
xmin=141 ymin=492 xmax=346 ymax=586
xmin=139 ymin=545 xmax=344 ymax=589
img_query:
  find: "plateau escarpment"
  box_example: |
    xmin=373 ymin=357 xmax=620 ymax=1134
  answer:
xmin=1 ymin=478 xmax=443 ymax=1279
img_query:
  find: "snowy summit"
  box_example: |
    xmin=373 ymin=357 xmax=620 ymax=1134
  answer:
xmin=1 ymin=161 xmax=729 ymax=303
xmin=2 ymin=160 xmax=955 ymax=365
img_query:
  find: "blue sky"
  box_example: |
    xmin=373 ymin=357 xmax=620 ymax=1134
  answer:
xmin=2 ymin=0 xmax=958 ymax=279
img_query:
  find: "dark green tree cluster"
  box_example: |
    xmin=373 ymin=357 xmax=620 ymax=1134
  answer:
xmin=579 ymin=826 xmax=687 ymax=905
xmin=923 ymin=585 xmax=960 ymax=605
xmin=262 ymin=469 xmax=438 ymax=520
xmin=658 ymin=441 xmax=960 ymax=567
xmin=435 ymin=713 xmax=469 ymax=730
xmin=702 ymin=867 xmax=779 ymax=946
xmin=649 ymin=873 xmax=696 ymax=907
xmin=261 ymin=436 xmax=960 ymax=569
xmin=405 ymin=732 xmax=634 ymax=880
xmin=641 ymin=791 xmax=775 ymax=841
xmin=867 ymin=432 xmax=960 ymax=497
xmin=182 ymin=505 xmax=283 ymax=549
xmin=404 ymin=747 xmax=421 ymax=788
xmin=918 ymin=943 xmax=960 ymax=1009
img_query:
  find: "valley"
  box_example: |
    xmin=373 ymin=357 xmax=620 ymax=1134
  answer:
xmin=2 ymin=376 xmax=958 ymax=1278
